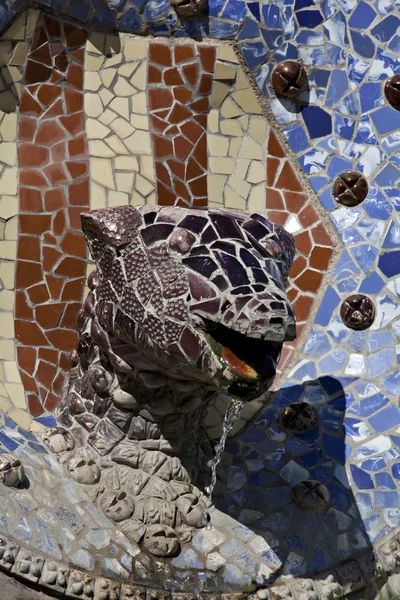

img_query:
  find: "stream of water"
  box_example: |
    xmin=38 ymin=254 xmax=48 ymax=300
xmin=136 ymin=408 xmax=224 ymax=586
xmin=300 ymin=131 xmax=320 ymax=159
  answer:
xmin=205 ymin=397 xmax=244 ymax=518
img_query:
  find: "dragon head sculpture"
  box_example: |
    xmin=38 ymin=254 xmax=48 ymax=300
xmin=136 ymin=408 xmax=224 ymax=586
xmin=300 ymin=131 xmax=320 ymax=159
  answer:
xmin=79 ymin=205 xmax=296 ymax=404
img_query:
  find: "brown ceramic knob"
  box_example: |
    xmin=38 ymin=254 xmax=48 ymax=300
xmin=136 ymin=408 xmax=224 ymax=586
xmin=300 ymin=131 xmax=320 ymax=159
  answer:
xmin=280 ymin=402 xmax=317 ymax=432
xmin=271 ymin=61 xmax=306 ymax=97
xmin=292 ymin=480 xmax=330 ymax=513
xmin=333 ymin=171 xmax=368 ymax=207
xmin=340 ymin=294 xmax=375 ymax=330
xmin=385 ymin=74 xmax=400 ymax=111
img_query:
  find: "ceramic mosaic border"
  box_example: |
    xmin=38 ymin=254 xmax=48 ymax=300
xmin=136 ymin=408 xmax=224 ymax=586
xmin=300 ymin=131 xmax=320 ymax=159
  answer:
xmin=0 ymin=526 xmax=396 ymax=599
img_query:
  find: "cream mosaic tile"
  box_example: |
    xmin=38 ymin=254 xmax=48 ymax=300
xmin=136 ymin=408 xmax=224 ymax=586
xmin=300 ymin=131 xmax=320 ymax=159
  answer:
xmin=4 ymin=361 xmax=22 ymax=384
xmin=84 ymin=35 xmax=155 ymax=210
xmin=216 ymin=45 xmax=239 ymax=63
xmin=8 ymin=407 xmax=31 ymax=429
xmin=0 ymin=289 xmax=14 ymax=312
xmin=0 ymin=396 xmax=13 ymax=414
xmin=5 ymin=216 xmax=18 ymax=240
xmin=0 ymin=339 xmax=16 ymax=361
xmin=0 ymin=260 xmax=15 ymax=289
xmin=4 ymin=383 xmax=25 ymax=410
xmin=207 ymin=48 xmax=269 ymax=213
xmin=1 ymin=312 xmax=14 ymax=338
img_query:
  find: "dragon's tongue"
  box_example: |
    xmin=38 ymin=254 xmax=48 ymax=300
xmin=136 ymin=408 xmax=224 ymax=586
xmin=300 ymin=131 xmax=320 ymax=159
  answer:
xmin=221 ymin=346 xmax=258 ymax=380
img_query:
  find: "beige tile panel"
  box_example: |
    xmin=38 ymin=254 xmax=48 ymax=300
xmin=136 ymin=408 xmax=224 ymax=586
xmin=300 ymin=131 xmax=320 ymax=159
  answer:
xmin=84 ymin=35 xmax=155 ymax=210
xmin=207 ymin=44 xmax=269 ymax=238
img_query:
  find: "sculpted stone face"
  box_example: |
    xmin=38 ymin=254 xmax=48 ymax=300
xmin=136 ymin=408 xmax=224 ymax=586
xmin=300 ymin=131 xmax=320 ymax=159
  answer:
xmin=79 ymin=205 xmax=296 ymax=402
xmin=0 ymin=454 xmax=25 ymax=488
xmin=54 ymin=205 xmax=296 ymax=558
xmin=67 ymin=456 xmax=101 ymax=485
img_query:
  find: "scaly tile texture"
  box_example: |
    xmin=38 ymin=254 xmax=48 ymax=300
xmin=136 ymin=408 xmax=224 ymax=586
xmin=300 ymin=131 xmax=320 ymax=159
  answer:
xmin=16 ymin=14 xmax=90 ymax=418
xmin=148 ymin=41 xmax=216 ymax=208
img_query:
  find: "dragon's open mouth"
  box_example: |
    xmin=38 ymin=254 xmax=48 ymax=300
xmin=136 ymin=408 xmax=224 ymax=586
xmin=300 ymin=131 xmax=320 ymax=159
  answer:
xmin=202 ymin=319 xmax=281 ymax=388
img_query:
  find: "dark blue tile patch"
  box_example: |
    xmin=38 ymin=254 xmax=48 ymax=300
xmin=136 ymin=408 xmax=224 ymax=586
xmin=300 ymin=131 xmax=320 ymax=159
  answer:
xmin=296 ymin=9 xmax=323 ymax=28
xmin=350 ymin=29 xmax=375 ymax=58
xmin=350 ymin=465 xmax=374 ymax=489
xmin=379 ymin=251 xmax=400 ymax=278
xmin=301 ymin=105 xmax=332 ymax=139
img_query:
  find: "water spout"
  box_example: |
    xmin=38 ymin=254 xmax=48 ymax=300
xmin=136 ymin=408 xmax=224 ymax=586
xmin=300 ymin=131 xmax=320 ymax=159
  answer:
xmin=205 ymin=397 xmax=244 ymax=509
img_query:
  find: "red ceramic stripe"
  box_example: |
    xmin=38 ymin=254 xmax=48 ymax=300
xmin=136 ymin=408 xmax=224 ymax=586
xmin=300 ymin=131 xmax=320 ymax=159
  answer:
xmin=16 ymin=14 xmax=89 ymax=417
xmin=264 ymin=129 xmax=335 ymax=376
xmin=148 ymin=41 xmax=216 ymax=207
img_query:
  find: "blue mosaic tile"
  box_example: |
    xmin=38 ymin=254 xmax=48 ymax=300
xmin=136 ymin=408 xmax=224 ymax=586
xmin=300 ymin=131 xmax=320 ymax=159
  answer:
xmin=348 ymin=393 xmax=389 ymax=418
xmin=379 ymin=251 xmax=400 ymax=278
xmin=348 ymin=1 xmax=377 ymax=29
xmin=238 ymin=17 xmax=260 ymax=40
xmin=375 ymin=472 xmax=396 ymax=490
xmin=34 ymin=534 xmax=63 ymax=559
xmin=0 ymin=432 xmax=18 ymax=451
xmin=301 ymin=105 xmax=332 ymax=139
xmin=222 ymin=0 xmax=246 ymax=22
xmin=371 ymin=14 xmax=400 ymax=42
xmin=350 ymin=29 xmax=376 ymax=58
xmin=371 ymin=106 xmax=400 ymax=135
xmin=375 ymin=490 xmax=400 ymax=508
xmin=241 ymin=41 xmax=267 ymax=69
xmin=366 ymin=347 xmax=394 ymax=379
xmin=362 ymin=457 xmax=386 ymax=472
xmin=359 ymin=272 xmax=385 ymax=294
xmin=350 ymin=465 xmax=374 ymax=490
xmin=71 ymin=549 xmax=95 ymax=571
xmin=296 ymin=9 xmax=323 ymax=28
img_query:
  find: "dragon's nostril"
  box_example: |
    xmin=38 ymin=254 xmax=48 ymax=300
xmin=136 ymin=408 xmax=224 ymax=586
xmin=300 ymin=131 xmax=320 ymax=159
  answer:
xmin=221 ymin=299 xmax=232 ymax=313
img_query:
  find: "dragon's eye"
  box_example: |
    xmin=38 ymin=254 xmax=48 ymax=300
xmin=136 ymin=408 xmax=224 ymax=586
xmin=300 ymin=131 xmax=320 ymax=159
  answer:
xmin=169 ymin=228 xmax=196 ymax=254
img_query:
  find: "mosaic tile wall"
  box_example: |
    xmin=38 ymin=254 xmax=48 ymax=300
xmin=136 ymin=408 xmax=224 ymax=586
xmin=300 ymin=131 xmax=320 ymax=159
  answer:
xmin=0 ymin=0 xmax=399 ymax=589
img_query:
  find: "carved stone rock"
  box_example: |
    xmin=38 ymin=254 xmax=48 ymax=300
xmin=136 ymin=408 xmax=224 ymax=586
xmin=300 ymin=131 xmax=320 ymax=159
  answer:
xmin=42 ymin=428 xmax=75 ymax=453
xmin=94 ymin=578 xmax=120 ymax=600
xmin=12 ymin=549 xmax=44 ymax=583
xmin=67 ymin=570 xmax=95 ymax=600
xmin=0 ymin=535 xmax=19 ymax=571
xmin=40 ymin=561 xmax=69 ymax=593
